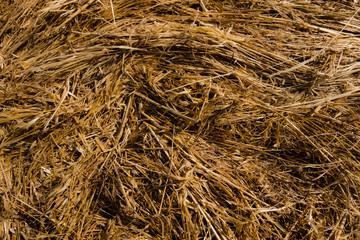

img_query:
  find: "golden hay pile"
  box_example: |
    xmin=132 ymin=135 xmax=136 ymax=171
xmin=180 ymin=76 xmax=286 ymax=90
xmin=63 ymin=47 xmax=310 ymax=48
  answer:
xmin=1 ymin=0 xmax=360 ymax=239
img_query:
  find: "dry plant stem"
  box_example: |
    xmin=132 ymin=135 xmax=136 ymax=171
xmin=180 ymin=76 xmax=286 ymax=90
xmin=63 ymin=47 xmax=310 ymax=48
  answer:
xmin=44 ymin=79 xmax=70 ymax=130
xmin=115 ymin=93 xmax=134 ymax=143
xmin=109 ymin=0 xmax=116 ymax=26
xmin=165 ymin=73 xmax=232 ymax=93
xmin=135 ymin=92 xmax=197 ymax=123
xmin=270 ymin=7 xmax=360 ymax=78
xmin=55 ymin=0 xmax=97 ymax=32
xmin=188 ymin=190 xmax=222 ymax=240
xmin=196 ymin=79 xmax=212 ymax=122
xmin=279 ymin=87 xmax=360 ymax=109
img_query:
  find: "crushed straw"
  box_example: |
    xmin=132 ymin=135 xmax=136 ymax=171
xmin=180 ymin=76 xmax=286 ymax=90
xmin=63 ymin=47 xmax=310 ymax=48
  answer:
xmin=1 ymin=0 xmax=360 ymax=239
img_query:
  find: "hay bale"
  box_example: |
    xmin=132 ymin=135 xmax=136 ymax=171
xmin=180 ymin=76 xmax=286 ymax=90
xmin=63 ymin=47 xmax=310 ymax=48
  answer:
xmin=1 ymin=0 xmax=360 ymax=239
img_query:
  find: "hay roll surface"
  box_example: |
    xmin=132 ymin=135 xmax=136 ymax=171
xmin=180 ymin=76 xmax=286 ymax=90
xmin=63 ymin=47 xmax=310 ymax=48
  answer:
xmin=1 ymin=0 xmax=360 ymax=239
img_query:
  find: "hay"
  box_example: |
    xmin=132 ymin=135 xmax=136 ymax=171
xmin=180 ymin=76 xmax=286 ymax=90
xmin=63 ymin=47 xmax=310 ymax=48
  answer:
xmin=1 ymin=0 xmax=360 ymax=239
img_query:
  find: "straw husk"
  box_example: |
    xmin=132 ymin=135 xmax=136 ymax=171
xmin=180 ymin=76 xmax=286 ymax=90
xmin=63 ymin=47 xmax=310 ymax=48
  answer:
xmin=1 ymin=0 xmax=360 ymax=239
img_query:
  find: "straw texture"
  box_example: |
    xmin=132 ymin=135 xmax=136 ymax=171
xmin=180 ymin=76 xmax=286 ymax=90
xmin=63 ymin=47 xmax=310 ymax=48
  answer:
xmin=1 ymin=0 xmax=360 ymax=239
